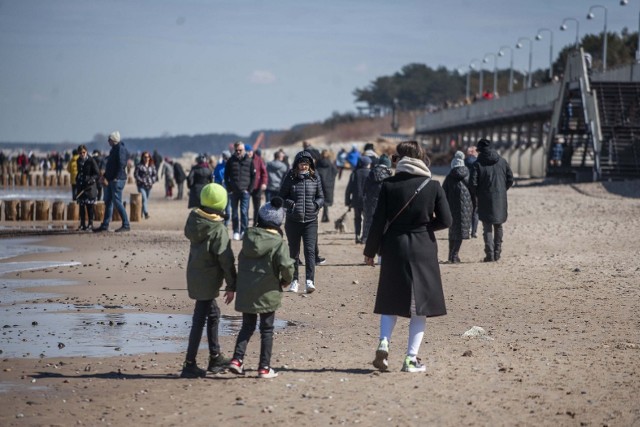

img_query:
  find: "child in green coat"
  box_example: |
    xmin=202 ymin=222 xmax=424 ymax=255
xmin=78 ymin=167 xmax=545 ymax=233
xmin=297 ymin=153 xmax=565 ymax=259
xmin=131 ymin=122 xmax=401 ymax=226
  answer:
xmin=225 ymin=197 xmax=294 ymax=378
xmin=181 ymin=183 xmax=237 ymax=378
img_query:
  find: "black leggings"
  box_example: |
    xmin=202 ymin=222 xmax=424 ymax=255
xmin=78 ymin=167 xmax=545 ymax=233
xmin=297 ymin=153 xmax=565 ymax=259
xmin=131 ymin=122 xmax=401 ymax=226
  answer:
xmin=285 ymin=219 xmax=318 ymax=282
xmin=232 ymin=312 xmax=275 ymax=369
xmin=79 ymin=204 xmax=95 ymax=227
xmin=185 ymin=299 xmax=221 ymax=363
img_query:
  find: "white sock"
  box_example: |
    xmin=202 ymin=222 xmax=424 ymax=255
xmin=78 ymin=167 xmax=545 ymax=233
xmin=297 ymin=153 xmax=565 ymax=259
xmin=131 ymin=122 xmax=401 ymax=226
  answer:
xmin=407 ymin=315 xmax=426 ymax=356
xmin=380 ymin=314 xmax=397 ymax=342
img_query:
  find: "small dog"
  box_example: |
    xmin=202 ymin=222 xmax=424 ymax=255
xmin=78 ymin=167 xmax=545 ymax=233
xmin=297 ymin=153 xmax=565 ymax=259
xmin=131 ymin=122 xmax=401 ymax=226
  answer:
xmin=334 ymin=210 xmax=349 ymax=233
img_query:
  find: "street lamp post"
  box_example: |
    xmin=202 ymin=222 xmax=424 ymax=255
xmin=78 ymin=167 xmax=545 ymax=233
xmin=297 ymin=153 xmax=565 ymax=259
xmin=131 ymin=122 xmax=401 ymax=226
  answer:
xmin=499 ymin=45 xmax=514 ymax=93
xmin=516 ymin=37 xmax=533 ymax=89
xmin=483 ymin=53 xmax=498 ymax=96
xmin=587 ymin=5 xmax=608 ymax=71
xmin=561 ymin=17 xmax=580 ymax=47
xmin=619 ymin=0 xmax=640 ymax=63
xmin=535 ymin=28 xmax=554 ymax=80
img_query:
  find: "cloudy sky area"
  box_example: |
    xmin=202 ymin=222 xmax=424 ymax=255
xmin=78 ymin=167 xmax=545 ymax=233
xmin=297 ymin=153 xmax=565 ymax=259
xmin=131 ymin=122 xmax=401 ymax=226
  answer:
xmin=0 ymin=0 xmax=636 ymax=143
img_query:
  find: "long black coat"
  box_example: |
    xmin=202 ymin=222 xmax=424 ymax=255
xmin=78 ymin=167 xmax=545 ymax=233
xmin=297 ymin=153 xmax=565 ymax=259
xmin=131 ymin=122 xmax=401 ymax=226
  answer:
xmin=442 ymin=166 xmax=473 ymax=240
xmin=469 ymin=149 xmax=514 ymax=224
xmin=187 ymin=163 xmax=212 ymax=208
xmin=315 ymin=158 xmax=338 ymax=206
xmin=363 ymin=173 xmax=452 ymax=318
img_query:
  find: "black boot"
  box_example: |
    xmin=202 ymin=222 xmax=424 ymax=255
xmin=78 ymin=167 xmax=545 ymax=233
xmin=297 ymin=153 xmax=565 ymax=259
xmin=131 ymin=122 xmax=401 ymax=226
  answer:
xmin=180 ymin=361 xmax=206 ymax=378
xmin=207 ymin=353 xmax=231 ymax=373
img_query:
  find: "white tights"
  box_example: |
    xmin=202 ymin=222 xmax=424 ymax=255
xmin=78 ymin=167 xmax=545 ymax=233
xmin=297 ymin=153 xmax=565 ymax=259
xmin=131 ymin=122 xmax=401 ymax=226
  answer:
xmin=379 ymin=314 xmax=426 ymax=357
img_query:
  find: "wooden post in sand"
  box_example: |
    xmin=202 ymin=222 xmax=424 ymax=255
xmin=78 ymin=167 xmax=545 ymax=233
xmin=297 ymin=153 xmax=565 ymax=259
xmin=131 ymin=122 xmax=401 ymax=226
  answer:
xmin=66 ymin=202 xmax=79 ymax=221
xmin=20 ymin=174 xmax=28 ymax=186
xmin=94 ymin=202 xmax=105 ymax=222
xmin=36 ymin=175 xmax=42 ymax=186
xmin=35 ymin=200 xmax=50 ymax=221
xmin=130 ymin=193 xmax=141 ymax=222
xmin=63 ymin=175 xmax=69 ymax=186
xmin=4 ymin=200 xmax=19 ymax=221
xmin=52 ymin=201 xmax=65 ymax=220
xmin=27 ymin=174 xmax=33 ymax=186
xmin=20 ymin=200 xmax=34 ymax=221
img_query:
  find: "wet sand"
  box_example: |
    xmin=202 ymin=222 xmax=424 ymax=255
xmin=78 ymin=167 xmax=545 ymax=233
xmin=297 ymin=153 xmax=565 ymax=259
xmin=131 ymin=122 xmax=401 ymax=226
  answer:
xmin=0 ymin=175 xmax=639 ymax=426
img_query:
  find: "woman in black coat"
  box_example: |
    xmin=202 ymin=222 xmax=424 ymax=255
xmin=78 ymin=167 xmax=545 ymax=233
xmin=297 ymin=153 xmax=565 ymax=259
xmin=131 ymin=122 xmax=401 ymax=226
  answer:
xmin=278 ymin=150 xmax=324 ymax=294
xmin=315 ymin=150 xmax=338 ymax=223
xmin=187 ymin=155 xmax=213 ymax=208
xmin=442 ymin=151 xmax=473 ymax=263
xmin=364 ymin=141 xmax=452 ymax=373
xmin=75 ymin=145 xmax=100 ymax=231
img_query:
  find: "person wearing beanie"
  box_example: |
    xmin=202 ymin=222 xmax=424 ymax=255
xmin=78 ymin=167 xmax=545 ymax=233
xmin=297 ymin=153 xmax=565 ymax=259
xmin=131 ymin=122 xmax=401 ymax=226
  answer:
xmin=94 ymin=131 xmax=130 ymax=233
xmin=181 ymin=183 xmax=237 ymax=378
xmin=362 ymin=153 xmax=393 ymax=245
xmin=278 ymin=150 xmax=324 ymax=293
xmin=442 ymin=150 xmax=473 ymax=263
xmin=226 ymin=196 xmax=294 ymax=379
xmin=470 ymin=138 xmax=514 ymax=262
xmin=224 ymin=141 xmax=256 ymax=240
xmin=464 ymin=146 xmax=479 ymax=238
xmin=187 ymin=154 xmax=213 ymax=209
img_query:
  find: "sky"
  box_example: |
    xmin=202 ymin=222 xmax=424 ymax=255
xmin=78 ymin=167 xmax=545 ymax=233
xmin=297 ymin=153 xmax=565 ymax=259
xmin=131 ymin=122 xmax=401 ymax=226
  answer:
xmin=0 ymin=0 xmax=637 ymax=143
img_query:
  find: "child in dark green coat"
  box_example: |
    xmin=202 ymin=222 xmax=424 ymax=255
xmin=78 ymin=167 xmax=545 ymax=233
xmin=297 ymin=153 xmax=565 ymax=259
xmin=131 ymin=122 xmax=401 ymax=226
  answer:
xmin=225 ymin=197 xmax=294 ymax=379
xmin=181 ymin=183 xmax=237 ymax=378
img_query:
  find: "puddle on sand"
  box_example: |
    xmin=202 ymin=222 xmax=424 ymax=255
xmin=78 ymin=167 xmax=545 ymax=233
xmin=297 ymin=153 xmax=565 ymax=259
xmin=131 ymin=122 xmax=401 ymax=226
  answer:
xmin=0 ymin=278 xmax=76 ymax=304
xmin=0 ymin=303 xmax=288 ymax=359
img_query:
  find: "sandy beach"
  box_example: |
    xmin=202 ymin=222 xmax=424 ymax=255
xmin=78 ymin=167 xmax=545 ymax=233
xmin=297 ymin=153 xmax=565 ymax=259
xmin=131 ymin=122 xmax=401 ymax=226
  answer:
xmin=1 ymin=173 xmax=639 ymax=426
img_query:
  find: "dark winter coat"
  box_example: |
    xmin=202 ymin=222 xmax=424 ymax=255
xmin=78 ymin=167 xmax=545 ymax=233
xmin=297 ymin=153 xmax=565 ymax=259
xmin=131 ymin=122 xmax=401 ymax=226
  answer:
xmin=363 ymin=165 xmax=392 ymax=217
xmin=104 ymin=142 xmax=128 ymax=181
xmin=173 ymin=162 xmax=186 ymax=184
xmin=224 ymin=154 xmax=255 ymax=194
xmin=76 ymin=155 xmax=100 ymax=202
xmin=469 ymin=148 xmax=514 ymax=224
xmin=187 ymin=162 xmax=213 ymax=208
xmin=278 ymin=151 xmax=324 ymax=223
xmin=345 ymin=167 xmax=371 ymax=209
xmin=232 ymin=227 xmax=294 ymax=314
xmin=184 ymin=209 xmax=237 ymax=300
xmin=363 ymin=173 xmax=452 ymax=318
xmin=442 ymin=166 xmax=473 ymax=240
xmin=315 ymin=158 xmax=338 ymax=206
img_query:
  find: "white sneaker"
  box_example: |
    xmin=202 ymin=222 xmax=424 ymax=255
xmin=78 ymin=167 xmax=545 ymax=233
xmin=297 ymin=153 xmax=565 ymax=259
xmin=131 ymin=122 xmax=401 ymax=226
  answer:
xmin=288 ymin=280 xmax=299 ymax=293
xmin=401 ymin=355 xmax=426 ymax=373
xmin=258 ymin=367 xmax=278 ymax=379
xmin=372 ymin=338 xmax=389 ymax=372
xmin=305 ymin=280 xmax=316 ymax=294
xmin=233 ymin=232 xmax=240 ymax=241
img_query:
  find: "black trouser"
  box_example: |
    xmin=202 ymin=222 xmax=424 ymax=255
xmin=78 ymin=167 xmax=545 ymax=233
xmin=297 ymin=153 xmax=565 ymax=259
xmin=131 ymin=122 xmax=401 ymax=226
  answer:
xmin=353 ymin=206 xmax=364 ymax=241
xmin=176 ymin=181 xmax=184 ymax=200
xmin=285 ymin=219 xmax=317 ymax=282
xmin=185 ymin=299 xmax=221 ymax=363
xmin=448 ymin=239 xmax=462 ymax=261
xmin=321 ymin=205 xmax=330 ymax=222
xmin=471 ymin=200 xmax=479 ymax=236
xmin=482 ymin=222 xmax=503 ymax=258
xmin=251 ymin=189 xmax=263 ymax=225
xmin=233 ymin=312 xmax=275 ymax=369
xmin=79 ymin=204 xmax=94 ymax=227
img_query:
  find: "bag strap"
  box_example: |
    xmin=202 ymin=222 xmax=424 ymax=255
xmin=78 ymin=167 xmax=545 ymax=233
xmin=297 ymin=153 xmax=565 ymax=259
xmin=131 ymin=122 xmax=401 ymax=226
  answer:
xmin=385 ymin=177 xmax=431 ymax=231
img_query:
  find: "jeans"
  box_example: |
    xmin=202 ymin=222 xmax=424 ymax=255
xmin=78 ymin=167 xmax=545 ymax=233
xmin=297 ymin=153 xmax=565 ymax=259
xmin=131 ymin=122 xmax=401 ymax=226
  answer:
xmin=138 ymin=186 xmax=151 ymax=216
xmin=102 ymin=179 xmax=129 ymax=229
xmin=232 ymin=312 xmax=275 ymax=368
xmin=482 ymin=221 xmax=503 ymax=258
xmin=251 ymin=189 xmax=263 ymax=225
xmin=285 ymin=219 xmax=318 ymax=282
xmin=185 ymin=299 xmax=221 ymax=363
xmin=230 ymin=191 xmax=250 ymax=234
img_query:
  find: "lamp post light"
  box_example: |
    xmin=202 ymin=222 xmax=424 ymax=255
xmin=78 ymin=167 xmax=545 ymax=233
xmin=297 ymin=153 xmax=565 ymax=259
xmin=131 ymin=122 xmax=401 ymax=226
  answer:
xmin=587 ymin=5 xmax=608 ymax=71
xmin=619 ymin=0 xmax=639 ymax=63
xmin=499 ymin=45 xmax=514 ymax=93
xmin=516 ymin=37 xmax=533 ymax=89
xmin=483 ymin=53 xmax=498 ymax=96
xmin=560 ymin=17 xmax=580 ymax=47
xmin=535 ymin=28 xmax=554 ymax=80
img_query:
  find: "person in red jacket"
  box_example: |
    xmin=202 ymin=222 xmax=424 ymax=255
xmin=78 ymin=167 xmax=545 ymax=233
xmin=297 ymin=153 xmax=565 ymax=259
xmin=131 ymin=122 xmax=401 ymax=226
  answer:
xmin=248 ymin=146 xmax=268 ymax=226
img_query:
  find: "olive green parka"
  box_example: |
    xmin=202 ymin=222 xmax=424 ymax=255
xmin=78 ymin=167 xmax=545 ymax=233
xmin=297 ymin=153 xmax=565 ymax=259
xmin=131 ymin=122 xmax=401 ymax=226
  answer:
xmin=232 ymin=227 xmax=294 ymax=314
xmin=184 ymin=208 xmax=237 ymax=300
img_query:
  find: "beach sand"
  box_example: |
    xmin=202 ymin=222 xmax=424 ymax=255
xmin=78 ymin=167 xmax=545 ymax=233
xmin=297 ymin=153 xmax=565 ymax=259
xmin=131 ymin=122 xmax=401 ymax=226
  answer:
xmin=1 ymin=174 xmax=639 ymax=426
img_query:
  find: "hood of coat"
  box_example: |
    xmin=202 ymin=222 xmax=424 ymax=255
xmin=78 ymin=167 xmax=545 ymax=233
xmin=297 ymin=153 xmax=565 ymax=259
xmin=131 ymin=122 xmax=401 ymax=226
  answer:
xmin=477 ymin=148 xmax=500 ymax=166
xmin=292 ymin=150 xmax=316 ymax=172
xmin=370 ymin=164 xmax=392 ymax=182
xmin=184 ymin=209 xmax=224 ymax=243
xmin=240 ymin=227 xmax=282 ymax=258
xmin=449 ymin=165 xmax=469 ymax=181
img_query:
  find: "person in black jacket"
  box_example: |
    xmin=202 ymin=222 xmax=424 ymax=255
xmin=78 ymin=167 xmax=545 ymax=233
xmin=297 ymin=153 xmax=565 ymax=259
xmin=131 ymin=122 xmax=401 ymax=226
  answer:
xmin=224 ymin=142 xmax=256 ymax=240
xmin=173 ymin=161 xmax=187 ymax=201
xmin=76 ymin=145 xmax=100 ymax=231
xmin=278 ymin=150 xmax=324 ymax=294
xmin=345 ymin=156 xmax=372 ymax=243
xmin=187 ymin=154 xmax=213 ymax=209
xmin=364 ymin=140 xmax=452 ymax=373
xmin=470 ymin=138 xmax=514 ymax=262
xmin=362 ymin=154 xmax=392 ymax=245
xmin=442 ymin=151 xmax=473 ymax=263
xmin=94 ymin=131 xmax=130 ymax=233
xmin=315 ymin=149 xmax=338 ymax=223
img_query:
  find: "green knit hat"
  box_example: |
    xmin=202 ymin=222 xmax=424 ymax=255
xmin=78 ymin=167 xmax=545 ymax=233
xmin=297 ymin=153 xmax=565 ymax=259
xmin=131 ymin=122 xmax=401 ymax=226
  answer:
xmin=200 ymin=183 xmax=227 ymax=211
